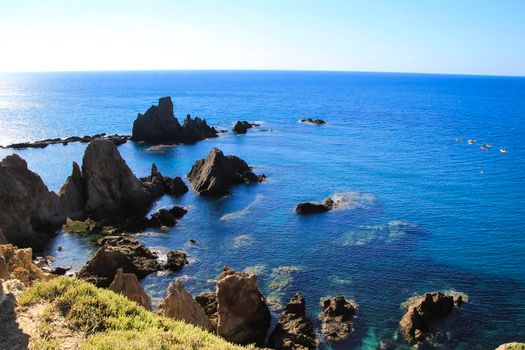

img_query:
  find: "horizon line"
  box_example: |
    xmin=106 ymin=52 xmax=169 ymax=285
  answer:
xmin=1 ymin=68 xmax=524 ymax=79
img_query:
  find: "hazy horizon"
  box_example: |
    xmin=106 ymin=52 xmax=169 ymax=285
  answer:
xmin=1 ymin=0 xmax=524 ymax=76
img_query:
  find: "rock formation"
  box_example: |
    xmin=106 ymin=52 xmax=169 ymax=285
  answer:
xmin=300 ymin=118 xmax=326 ymax=125
xmin=232 ymin=121 xmax=259 ymax=134
xmin=0 ymin=280 xmax=4 ymax=305
xmin=295 ymin=198 xmax=334 ymax=214
xmin=0 ymin=244 xmax=50 ymax=286
xmin=131 ymin=96 xmax=218 ymax=144
xmin=318 ymin=296 xmax=358 ymax=341
xmin=163 ymin=250 xmax=188 ymax=272
xmin=496 ymin=343 xmax=525 ymax=350
xmin=59 ymin=162 xmax=85 ymax=213
xmin=195 ymin=290 xmax=219 ymax=329
xmin=399 ymin=291 xmax=467 ymax=343
xmin=78 ymin=236 xmax=161 ymax=287
xmin=141 ymin=163 xmax=188 ymax=198
xmin=0 ymin=133 xmax=129 ymax=150
xmin=0 ymin=154 xmax=64 ymax=249
xmin=268 ymin=292 xmax=318 ymax=350
xmin=157 ymin=280 xmax=214 ymax=331
xmin=149 ymin=206 xmax=188 ymax=228
xmin=108 ymin=268 xmax=152 ymax=310
xmin=188 ymin=148 xmax=265 ymax=196
xmin=216 ymin=267 xmax=271 ymax=345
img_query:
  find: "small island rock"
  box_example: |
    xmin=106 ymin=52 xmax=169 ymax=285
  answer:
xmin=319 ymin=296 xmax=358 ymax=341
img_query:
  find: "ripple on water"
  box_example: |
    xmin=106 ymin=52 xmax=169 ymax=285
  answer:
xmin=341 ymin=220 xmax=422 ymax=246
xmin=220 ymin=194 xmax=264 ymax=221
xmin=267 ymin=265 xmax=304 ymax=311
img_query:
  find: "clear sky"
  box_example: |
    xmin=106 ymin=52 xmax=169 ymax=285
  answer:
xmin=0 ymin=0 xmax=524 ymax=75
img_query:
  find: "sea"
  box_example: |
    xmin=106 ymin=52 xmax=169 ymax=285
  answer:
xmin=0 ymin=71 xmax=524 ymax=349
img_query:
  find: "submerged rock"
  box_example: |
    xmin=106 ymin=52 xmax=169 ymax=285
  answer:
xmin=300 ymin=118 xmax=326 ymax=125
xmin=0 ymin=154 xmax=64 ymax=249
xmin=216 ymin=267 xmax=271 ymax=345
xmin=188 ymin=148 xmax=265 ymax=196
xmin=163 ymin=250 xmax=188 ymax=272
xmin=399 ymin=291 xmax=467 ymax=343
xmin=78 ymin=236 xmax=160 ymax=287
xmin=131 ymin=96 xmax=218 ymax=144
xmin=0 ymin=244 xmax=50 ymax=286
xmin=108 ymin=268 xmax=152 ymax=310
xmin=268 ymin=292 xmax=318 ymax=350
xmin=319 ymin=296 xmax=358 ymax=341
xmin=157 ymin=280 xmax=214 ymax=331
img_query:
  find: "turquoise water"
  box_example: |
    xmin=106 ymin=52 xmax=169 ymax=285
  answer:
xmin=1 ymin=71 xmax=524 ymax=349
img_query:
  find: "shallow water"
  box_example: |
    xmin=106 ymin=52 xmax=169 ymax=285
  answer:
xmin=1 ymin=71 xmax=524 ymax=349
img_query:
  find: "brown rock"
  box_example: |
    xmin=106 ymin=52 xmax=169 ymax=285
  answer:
xmin=0 ymin=154 xmax=64 ymax=249
xmin=108 ymin=268 xmax=152 ymax=310
xmin=216 ymin=267 xmax=271 ymax=345
xmin=157 ymin=280 xmax=214 ymax=331
xmin=319 ymin=296 xmax=358 ymax=341
xmin=496 ymin=343 xmax=525 ymax=350
xmin=399 ymin=291 xmax=467 ymax=343
xmin=268 ymin=292 xmax=317 ymax=350
xmin=0 ymin=244 xmax=50 ymax=286
xmin=188 ymin=148 xmax=265 ymax=196
xmin=163 ymin=250 xmax=188 ymax=272
xmin=195 ymin=290 xmax=219 ymax=329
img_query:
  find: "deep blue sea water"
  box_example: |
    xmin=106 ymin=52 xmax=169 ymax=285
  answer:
xmin=0 ymin=71 xmax=524 ymax=349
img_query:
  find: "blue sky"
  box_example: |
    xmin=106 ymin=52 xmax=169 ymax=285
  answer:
xmin=0 ymin=0 xmax=524 ymax=75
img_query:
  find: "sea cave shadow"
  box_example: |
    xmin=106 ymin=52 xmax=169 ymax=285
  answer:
xmin=0 ymin=295 xmax=30 ymax=350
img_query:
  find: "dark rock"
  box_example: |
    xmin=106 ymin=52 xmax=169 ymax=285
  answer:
xmin=141 ymin=163 xmax=189 ymax=198
xmin=295 ymin=198 xmax=334 ymax=214
xmin=195 ymin=290 xmax=219 ymax=329
xmin=0 ymin=154 xmax=64 ymax=249
xmin=187 ymin=148 xmax=265 ymax=196
xmin=319 ymin=296 xmax=358 ymax=341
xmin=78 ymin=235 xmax=160 ymax=287
xmin=232 ymin=121 xmax=258 ymax=134
xmin=216 ymin=267 xmax=271 ymax=346
xmin=59 ymin=162 xmax=86 ymax=213
xmin=164 ymin=176 xmax=188 ymax=197
xmin=300 ymin=118 xmax=326 ymax=125
xmin=164 ymin=250 xmax=188 ymax=271
xmin=149 ymin=206 xmax=188 ymax=228
xmin=131 ymin=96 xmax=218 ymax=144
xmin=268 ymin=292 xmax=318 ymax=350
xmin=1 ymin=134 xmax=129 ymax=150
xmin=399 ymin=291 xmax=467 ymax=343
xmin=49 ymin=266 xmax=70 ymax=276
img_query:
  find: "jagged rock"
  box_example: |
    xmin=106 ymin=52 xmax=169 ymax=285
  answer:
xmin=496 ymin=343 xmax=525 ymax=350
xmin=232 ymin=121 xmax=258 ymax=134
xmin=216 ymin=267 xmax=271 ymax=345
xmin=268 ymin=292 xmax=317 ymax=350
xmin=141 ymin=164 xmax=189 ymax=198
xmin=195 ymin=290 xmax=219 ymax=329
xmin=157 ymin=280 xmax=213 ymax=331
xmin=131 ymin=96 xmax=218 ymax=144
xmin=319 ymin=296 xmax=358 ymax=341
xmin=63 ymin=218 xmax=120 ymax=235
xmin=300 ymin=118 xmax=326 ymax=125
xmin=399 ymin=291 xmax=467 ymax=343
xmin=149 ymin=206 xmax=188 ymax=228
xmin=78 ymin=236 xmax=160 ymax=287
xmin=0 ymin=244 xmax=50 ymax=286
xmin=163 ymin=250 xmax=188 ymax=271
xmin=59 ymin=162 xmax=86 ymax=213
xmin=295 ymin=198 xmax=334 ymax=214
xmin=188 ymin=148 xmax=265 ymax=196
xmin=109 ymin=268 xmax=152 ymax=310
xmin=0 ymin=154 xmax=64 ymax=249
xmin=81 ymin=139 xmax=153 ymax=220
xmin=1 ymin=134 xmax=130 ymax=150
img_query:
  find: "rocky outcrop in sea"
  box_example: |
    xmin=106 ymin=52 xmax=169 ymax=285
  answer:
xmin=131 ymin=96 xmax=218 ymax=144
xmin=0 ymin=133 xmax=130 ymax=150
xmin=300 ymin=118 xmax=326 ymax=125
xmin=140 ymin=163 xmax=188 ymax=198
xmin=319 ymin=296 xmax=358 ymax=341
xmin=232 ymin=120 xmax=259 ymax=134
xmin=188 ymin=148 xmax=265 ymax=196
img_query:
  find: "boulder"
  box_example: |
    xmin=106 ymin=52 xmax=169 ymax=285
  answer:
xmin=232 ymin=121 xmax=258 ymax=134
xmin=0 ymin=154 xmax=64 ymax=249
xmin=131 ymin=96 xmax=218 ymax=144
xmin=268 ymin=292 xmax=318 ymax=350
xmin=149 ymin=206 xmax=188 ymax=228
xmin=318 ymin=296 xmax=358 ymax=341
xmin=300 ymin=118 xmax=326 ymax=125
xmin=59 ymin=162 xmax=86 ymax=213
xmin=78 ymin=236 xmax=160 ymax=287
xmin=195 ymin=290 xmax=219 ymax=329
xmin=81 ymin=139 xmax=153 ymax=220
xmin=157 ymin=280 xmax=214 ymax=331
xmin=108 ymin=268 xmax=152 ymax=310
xmin=188 ymin=148 xmax=265 ymax=196
xmin=399 ymin=291 xmax=467 ymax=343
xmin=216 ymin=267 xmax=271 ymax=345
xmin=496 ymin=343 xmax=525 ymax=350
xmin=0 ymin=244 xmax=50 ymax=286
xmin=164 ymin=250 xmax=188 ymax=272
